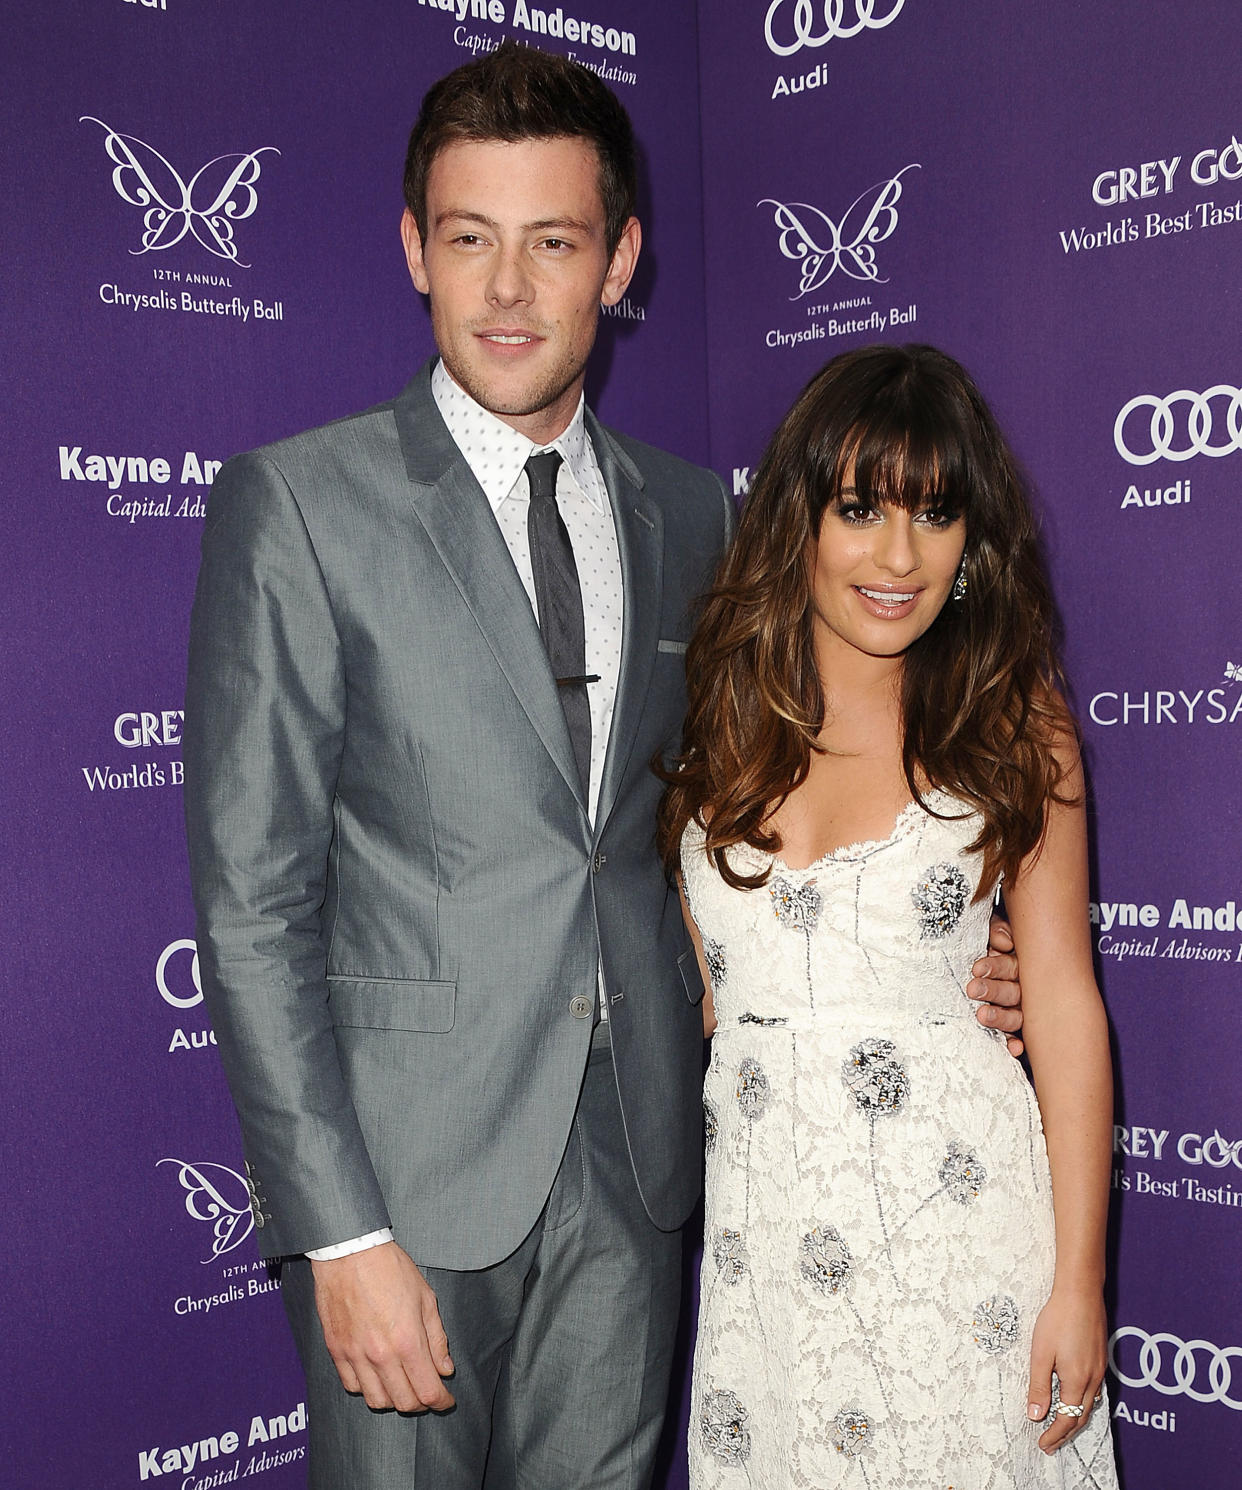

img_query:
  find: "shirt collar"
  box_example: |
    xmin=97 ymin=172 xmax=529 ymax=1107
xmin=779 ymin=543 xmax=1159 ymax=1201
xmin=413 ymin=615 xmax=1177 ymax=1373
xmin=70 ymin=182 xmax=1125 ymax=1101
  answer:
xmin=431 ymin=359 xmax=604 ymax=514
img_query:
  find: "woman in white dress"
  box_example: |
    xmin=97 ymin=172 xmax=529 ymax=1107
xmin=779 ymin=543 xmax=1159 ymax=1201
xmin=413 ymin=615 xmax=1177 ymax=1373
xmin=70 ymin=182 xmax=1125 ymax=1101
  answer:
xmin=658 ymin=346 xmax=1119 ymax=1488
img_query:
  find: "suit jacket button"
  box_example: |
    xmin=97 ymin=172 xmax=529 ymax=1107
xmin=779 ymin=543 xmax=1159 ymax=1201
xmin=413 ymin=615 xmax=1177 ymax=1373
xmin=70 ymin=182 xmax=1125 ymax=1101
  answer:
xmin=591 ymin=852 xmax=606 ymax=873
xmin=569 ymin=995 xmax=592 ymax=1019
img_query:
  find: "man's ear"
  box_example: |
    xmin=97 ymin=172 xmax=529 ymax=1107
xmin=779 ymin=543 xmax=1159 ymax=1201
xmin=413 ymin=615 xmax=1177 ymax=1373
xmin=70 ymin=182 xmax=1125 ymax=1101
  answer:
xmin=600 ymin=216 xmax=641 ymax=307
xmin=400 ymin=208 xmax=430 ymax=295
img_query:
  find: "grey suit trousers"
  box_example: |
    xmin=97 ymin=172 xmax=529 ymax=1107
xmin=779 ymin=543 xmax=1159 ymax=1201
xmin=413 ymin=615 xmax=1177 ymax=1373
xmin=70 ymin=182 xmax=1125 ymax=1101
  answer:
xmin=282 ymin=1042 xmax=683 ymax=1490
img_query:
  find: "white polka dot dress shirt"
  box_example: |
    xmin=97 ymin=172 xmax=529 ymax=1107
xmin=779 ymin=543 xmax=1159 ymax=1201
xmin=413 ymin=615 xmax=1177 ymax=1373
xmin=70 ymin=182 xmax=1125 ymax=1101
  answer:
xmin=428 ymin=359 xmax=624 ymax=823
xmin=306 ymin=362 xmax=625 ymax=1262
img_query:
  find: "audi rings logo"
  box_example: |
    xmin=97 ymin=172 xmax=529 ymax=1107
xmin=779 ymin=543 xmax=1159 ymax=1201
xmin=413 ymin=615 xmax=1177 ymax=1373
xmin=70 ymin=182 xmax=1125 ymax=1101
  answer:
xmin=1114 ymin=383 xmax=1242 ymax=465
xmin=764 ymin=0 xmax=906 ymax=57
xmin=157 ymin=938 xmax=203 ymax=1009
xmin=1110 ymin=1327 xmax=1242 ymax=1410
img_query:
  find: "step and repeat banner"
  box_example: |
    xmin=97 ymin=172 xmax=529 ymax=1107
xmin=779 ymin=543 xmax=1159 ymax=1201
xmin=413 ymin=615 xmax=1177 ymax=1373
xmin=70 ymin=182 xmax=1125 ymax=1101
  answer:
xmin=5 ymin=1 xmax=1238 ymax=1486
xmin=1 ymin=4 xmax=708 ymax=1487
xmin=698 ymin=3 xmax=1242 ymax=1486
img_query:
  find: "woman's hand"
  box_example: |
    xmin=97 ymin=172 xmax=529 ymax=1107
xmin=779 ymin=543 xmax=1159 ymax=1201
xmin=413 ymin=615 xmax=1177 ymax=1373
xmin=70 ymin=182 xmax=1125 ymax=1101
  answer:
xmin=1026 ymin=1286 xmax=1109 ymax=1453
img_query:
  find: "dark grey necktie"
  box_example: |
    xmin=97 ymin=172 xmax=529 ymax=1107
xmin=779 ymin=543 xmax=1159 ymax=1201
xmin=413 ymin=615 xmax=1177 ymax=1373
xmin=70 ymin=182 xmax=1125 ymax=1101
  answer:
xmin=525 ymin=451 xmax=593 ymax=796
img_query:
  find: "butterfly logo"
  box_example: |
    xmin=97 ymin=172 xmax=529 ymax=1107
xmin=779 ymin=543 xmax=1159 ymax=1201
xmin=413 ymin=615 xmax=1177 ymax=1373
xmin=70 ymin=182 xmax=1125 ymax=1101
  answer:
xmin=157 ymin=1157 xmax=254 ymax=1262
xmin=81 ymin=116 xmax=279 ymax=266
xmin=1225 ymin=661 xmax=1242 ymax=684
xmin=759 ymin=164 xmax=919 ymax=299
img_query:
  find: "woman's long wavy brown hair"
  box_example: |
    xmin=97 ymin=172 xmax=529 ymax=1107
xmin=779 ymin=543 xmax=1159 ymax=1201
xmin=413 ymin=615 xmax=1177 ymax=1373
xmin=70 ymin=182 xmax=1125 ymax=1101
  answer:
xmin=657 ymin=344 xmax=1076 ymax=895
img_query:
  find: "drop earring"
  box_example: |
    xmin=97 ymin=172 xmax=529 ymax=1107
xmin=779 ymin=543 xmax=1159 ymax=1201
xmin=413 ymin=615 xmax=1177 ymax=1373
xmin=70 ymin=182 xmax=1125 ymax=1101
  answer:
xmin=952 ymin=557 xmax=968 ymax=602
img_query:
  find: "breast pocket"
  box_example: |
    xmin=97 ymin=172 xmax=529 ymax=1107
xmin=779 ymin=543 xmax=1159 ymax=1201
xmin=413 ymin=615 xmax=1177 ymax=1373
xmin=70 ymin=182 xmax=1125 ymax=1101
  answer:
xmin=327 ymin=977 xmax=456 ymax=1033
xmin=678 ymin=947 xmax=706 ymax=1006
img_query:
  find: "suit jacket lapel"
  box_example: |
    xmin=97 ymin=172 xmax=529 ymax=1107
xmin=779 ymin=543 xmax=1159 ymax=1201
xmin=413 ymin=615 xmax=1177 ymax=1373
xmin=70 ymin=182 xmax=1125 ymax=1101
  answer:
xmin=393 ymin=367 xmax=587 ymax=813
xmin=590 ymin=413 xmax=663 ymax=839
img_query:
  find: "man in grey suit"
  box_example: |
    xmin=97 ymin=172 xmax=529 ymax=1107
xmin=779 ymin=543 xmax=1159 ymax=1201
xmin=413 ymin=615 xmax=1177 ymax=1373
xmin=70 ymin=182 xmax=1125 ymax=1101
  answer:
xmin=185 ymin=44 xmax=1022 ymax=1490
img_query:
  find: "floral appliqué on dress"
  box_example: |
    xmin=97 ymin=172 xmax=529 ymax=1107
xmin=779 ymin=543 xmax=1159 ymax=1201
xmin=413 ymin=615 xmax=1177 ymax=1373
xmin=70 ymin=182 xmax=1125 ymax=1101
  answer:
xmin=832 ymin=1406 xmax=874 ymax=1459
xmin=714 ymin=1228 xmax=749 ymax=1284
xmin=799 ymin=1224 xmax=853 ymax=1296
xmin=842 ymin=1039 xmax=908 ymax=1116
xmin=940 ymin=1142 xmax=988 ymax=1204
xmin=736 ymin=1057 xmax=771 ymax=1118
xmin=701 ymin=1388 xmax=752 ymax=1466
xmin=704 ymin=1096 xmax=719 ymax=1157
xmin=911 ymin=862 xmax=970 ymax=939
xmin=702 ymin=935 xmax=728 ymax=996
xmin=769 ymin=877 xmax=823 ymax=932
xmin=971 ymin=1295 xmax=1020 ymax=1353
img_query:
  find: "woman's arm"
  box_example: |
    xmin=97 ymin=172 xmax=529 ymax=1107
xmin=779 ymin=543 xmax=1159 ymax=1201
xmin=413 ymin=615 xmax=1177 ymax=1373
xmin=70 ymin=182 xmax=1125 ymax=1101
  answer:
xmin=677 ymin=879 xmax=717 ymax=1038
xmin=1002 ymin=738 xmax=1112 ymax=1454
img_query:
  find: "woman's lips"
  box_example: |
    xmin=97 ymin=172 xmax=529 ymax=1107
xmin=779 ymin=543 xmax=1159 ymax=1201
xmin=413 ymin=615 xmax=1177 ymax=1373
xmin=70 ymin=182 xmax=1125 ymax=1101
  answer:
xmin=854 ymin=585 xmax=921 ymax=619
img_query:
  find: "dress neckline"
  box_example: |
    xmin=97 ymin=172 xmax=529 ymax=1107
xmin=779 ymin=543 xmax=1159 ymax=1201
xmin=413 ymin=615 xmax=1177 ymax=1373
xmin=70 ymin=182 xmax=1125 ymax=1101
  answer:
xmin=768 ymin=796 xmax=929 ymax=873
xmin=699 ymin=789 xmax=963 ymax=877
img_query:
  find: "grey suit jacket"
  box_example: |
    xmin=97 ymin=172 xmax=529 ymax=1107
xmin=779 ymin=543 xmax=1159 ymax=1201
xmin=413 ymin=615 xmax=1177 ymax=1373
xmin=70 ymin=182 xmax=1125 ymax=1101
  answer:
xmin=184 ymin=362 xmax=733 ymax=1269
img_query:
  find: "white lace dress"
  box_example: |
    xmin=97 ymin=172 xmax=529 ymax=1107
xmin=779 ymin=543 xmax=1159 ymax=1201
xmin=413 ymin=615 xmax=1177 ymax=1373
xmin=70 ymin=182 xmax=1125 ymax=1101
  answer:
xmin=682 ymin=796 xmax=1118 ymax=1490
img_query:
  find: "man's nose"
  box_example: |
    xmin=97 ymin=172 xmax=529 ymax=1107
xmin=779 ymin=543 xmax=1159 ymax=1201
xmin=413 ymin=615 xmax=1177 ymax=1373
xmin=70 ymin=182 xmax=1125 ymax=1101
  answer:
xmin=487 ymin=247 xmax=534 ymax=307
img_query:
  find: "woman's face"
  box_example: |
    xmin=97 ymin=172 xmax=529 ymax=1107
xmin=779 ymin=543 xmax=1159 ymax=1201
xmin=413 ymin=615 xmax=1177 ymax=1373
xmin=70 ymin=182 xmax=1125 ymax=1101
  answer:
xmin=809 ymin=458 xmax=966 ymax=670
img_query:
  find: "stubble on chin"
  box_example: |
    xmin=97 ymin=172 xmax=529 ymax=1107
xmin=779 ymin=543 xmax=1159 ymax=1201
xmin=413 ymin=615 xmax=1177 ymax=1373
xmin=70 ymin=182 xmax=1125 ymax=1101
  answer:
xmin=451 ymin=362 xmax=578 ymax=422
xmin=435 ymin=308 xmax=595 ymax=426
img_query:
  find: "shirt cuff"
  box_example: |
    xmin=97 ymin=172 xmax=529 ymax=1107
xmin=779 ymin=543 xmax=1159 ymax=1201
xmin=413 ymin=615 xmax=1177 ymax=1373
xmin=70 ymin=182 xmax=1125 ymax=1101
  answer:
xmin=305 ymin=1228 xmax=394 ymax=1261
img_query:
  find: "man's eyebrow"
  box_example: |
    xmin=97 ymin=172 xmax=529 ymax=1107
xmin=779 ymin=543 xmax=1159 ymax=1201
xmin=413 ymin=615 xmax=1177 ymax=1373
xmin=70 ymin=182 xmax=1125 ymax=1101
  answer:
xmin=526 ymin=216 xmax=594 ymax=235
xmin=433 ymin=209 xmax=596 ymax=235
xmin=434 ymin=209 xmax=500 ymax=232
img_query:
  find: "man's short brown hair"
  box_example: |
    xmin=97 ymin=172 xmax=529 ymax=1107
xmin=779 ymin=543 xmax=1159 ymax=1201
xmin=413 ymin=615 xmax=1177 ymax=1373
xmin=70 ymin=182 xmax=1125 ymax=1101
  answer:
xmin=404 ymin=43 xmax=637 ymax=255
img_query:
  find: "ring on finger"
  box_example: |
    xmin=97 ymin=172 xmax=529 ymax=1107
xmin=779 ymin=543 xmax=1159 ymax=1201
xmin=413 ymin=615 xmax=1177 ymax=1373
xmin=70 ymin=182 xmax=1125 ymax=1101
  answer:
xmin=1054 ymin=1402 xmax=1085 ymax=1418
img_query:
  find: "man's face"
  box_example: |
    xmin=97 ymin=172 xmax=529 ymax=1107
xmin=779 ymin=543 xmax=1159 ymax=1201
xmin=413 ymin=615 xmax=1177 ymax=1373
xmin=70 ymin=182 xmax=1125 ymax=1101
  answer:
xmin=402 ymin=136 xmax=640 ymax=445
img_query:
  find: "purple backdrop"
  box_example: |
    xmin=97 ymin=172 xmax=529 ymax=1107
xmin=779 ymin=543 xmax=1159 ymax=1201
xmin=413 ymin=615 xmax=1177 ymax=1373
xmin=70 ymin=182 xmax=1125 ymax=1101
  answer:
xmin=4 ymin=1 xmax=1239 ymax=1485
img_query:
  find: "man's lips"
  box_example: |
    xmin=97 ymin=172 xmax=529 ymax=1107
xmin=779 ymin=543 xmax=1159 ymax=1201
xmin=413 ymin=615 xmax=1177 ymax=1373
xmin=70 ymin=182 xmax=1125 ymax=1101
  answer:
xmin=475 ymin=328 xmax=544 ymax=347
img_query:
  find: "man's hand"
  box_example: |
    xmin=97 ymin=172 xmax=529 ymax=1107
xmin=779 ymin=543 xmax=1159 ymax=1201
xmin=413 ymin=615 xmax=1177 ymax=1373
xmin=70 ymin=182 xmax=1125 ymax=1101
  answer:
xmin=968 ymin=914 xmax=1024 ymax=1057
xmin=311 ymin=1241 xmax=455 ymax=1412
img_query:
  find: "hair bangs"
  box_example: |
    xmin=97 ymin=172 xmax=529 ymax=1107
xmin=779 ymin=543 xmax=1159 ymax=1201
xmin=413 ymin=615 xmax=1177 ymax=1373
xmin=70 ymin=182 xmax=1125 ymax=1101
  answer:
xmin=844 ymin=388 xmax=975 ymax=519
